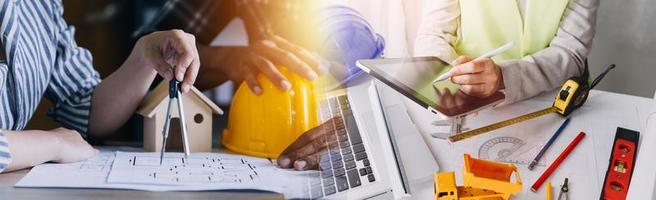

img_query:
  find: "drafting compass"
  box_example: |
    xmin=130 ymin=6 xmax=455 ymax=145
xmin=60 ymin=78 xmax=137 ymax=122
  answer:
xmin=558 ymin=178 xmax=569 ymax=200
xmin=160 ymin=79 xmax=190 ymax=165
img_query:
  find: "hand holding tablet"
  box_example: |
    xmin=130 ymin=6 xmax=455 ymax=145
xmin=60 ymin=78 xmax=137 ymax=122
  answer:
xmin=356 ymin=57 xmax=504 ymax=118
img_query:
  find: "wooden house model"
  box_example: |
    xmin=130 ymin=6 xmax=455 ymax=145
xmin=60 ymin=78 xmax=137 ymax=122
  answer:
xmin=137 ymin=81 xmax=223 ymax=152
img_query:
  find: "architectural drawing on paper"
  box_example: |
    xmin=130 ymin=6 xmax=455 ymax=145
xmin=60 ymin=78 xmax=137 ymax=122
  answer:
xmin=79 ymin=152 xmax=113 ymax=173
xmin=107 ymin=152 xmax=265 ymax=185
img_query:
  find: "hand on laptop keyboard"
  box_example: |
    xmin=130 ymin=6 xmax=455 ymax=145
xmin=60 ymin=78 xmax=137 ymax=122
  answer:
xmin=277 ymin=117 xmax=343 ymax=170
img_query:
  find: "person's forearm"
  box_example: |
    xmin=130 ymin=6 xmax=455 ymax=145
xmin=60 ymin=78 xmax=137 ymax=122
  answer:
xmin=3 ymin=130 xmax=59 ymax=172
xmin=195 ymin=44 xmax=233 ymax=90
xmin=497 ymin=0 xmax=598 ymax=105
xmin=88 ymin=53 xmax=158 ymax=137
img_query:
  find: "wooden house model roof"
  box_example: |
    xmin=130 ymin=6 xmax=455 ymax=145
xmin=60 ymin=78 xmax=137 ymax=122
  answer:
xmin=137 ymin=81 xmax=223 ymax=118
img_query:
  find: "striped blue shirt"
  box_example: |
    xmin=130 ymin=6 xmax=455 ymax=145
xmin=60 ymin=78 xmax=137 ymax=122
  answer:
xmin=0 ymin=0 xmax=101 ymax=172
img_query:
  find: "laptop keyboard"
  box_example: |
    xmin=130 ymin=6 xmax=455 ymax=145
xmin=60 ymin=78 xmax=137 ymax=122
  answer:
xmin=308 ymin=94 xmax=376 ymax=198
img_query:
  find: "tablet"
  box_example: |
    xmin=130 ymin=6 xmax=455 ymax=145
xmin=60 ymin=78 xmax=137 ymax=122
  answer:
xmin=356 ymin=57 xmax=505 ymax=117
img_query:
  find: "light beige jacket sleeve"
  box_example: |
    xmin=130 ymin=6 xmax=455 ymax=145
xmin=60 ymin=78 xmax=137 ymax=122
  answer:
xmin=414 ymin=0 xmax=600 ymax=104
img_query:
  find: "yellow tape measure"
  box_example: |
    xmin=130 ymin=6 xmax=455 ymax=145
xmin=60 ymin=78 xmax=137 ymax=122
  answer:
xmin=448 ymin=77 xmax=583 ymax=143
xmin=448 ymin=107 xmax=558 ymax=142
xmin=447 ymin=64 xmax=616 ymax=143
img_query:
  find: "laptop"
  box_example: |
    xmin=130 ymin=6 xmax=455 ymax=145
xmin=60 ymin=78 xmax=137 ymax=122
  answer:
xmin=294 ymin=77 xmax=414 ymax=199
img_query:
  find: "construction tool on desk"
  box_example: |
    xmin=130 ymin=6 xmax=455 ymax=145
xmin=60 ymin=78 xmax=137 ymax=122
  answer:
xmin=600 ymin=127 xmax=639 ymax=200
xmin=546 ymin=182 xmax=554 ymax=200
xmin=160 ymin=79 xmax=191 ymax=165
xmin=448 ymin=64 xmax=616 ymax=142
xmin=531 ymin=132 xmax=585 ymax=192
xmin=558 ymin=178 xmax=569 ymax=200
xmin=434 ymin=154 xmax=522 ymax=200
xmin=528 ymin=118 xmax=570 ymax=170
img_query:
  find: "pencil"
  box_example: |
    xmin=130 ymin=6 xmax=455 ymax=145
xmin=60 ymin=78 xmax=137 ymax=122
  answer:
xmin=530 ymin=132 xmax=586 ymax=192
xmin=546 ymin=182 xmax=553 ymax=200
xmin=528 ymin=118 xmax=571 ymax=170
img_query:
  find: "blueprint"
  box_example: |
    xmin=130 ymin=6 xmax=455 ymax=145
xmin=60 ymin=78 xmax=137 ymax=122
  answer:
xmin=15 ymin=151 xmax=314 ymax=198
xmin=107 ymin=152 xmax=269 ymax=185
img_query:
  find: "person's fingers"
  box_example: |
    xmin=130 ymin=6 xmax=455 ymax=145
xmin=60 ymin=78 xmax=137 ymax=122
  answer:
xmin=285 ymin=134 xmax=329 ymax=165
xmin=242 ymin=68 xmax=262 ymax=95
xmin=442 ymin=89 xmax=455 ymax=109
xmin=254 ymin=40 xmax=318 ymax=80
xmin=181 ymin=58 xmax=199 ymax=93
xmin=293 ymin=152 xmax=322 ymax=170
xmin=278 ymin=117 xmax=341 ymax=168
xmin=174 ymin=52 xmax=192 ymax=82
xmin=81 ymin=146 xmax=98 ymax=160
xmin=281 ymin=117 xmax=340 ymax=154
xmin=434 ymin=86 xmax=443 ymax=106
xmin=460 ymin=84 xmax=476 ymax=96
xmin=452 ymin=56 xmax=473 ymax=66
xmin=279 ymin=134 xmax=326 ymax=168
xmin=271 ymin=35 xmax=321 ymax=72
xmin=277 ymin=157 xmax=292 ymax=169
xmin=170 ymin=33 xmax=193 ymax=80
xmin=168 ymin=30 xmax=199 ymax=91
xmin=460 ymin=84 xmax=489 ymax=97
xmin=145 ymin=46 xmax=174 ymax=80
xmin=439 ymin=89 xmax=448 ymax=108
xmin=451 ymin=73 xmax=487 ymax=85
xmin=251 ymin=53 xmax=292 ymax=91
xmin=451 ymin=60 xmax=486 ymax=76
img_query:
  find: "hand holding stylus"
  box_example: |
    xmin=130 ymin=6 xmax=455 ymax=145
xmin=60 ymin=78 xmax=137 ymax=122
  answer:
xmin=433 ymin=42 xmax=514 ymax=83
xmin=435 ymin=42 xmax=515 ymax=98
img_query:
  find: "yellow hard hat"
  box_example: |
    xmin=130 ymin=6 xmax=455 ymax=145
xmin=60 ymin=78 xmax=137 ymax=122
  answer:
xmin=222 ymin=68 xmax=320 ymax=158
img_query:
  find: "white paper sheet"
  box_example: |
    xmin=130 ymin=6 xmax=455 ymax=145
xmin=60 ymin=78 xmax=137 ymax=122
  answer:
xmin=107 ymin=152 xmax=271 ymax=186
xmin=15 ymin=151 xmax=315 ymax=199
xmin=15 ymin=151 xmax=116 ymax=188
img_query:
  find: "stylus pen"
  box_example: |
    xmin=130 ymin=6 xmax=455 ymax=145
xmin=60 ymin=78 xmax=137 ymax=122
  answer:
xmin=528 ymin=118 xmax=570 ymax=170
xmin=531 ymin=132 xmax=586 ymax=192
xmin=432 ymin=41 xmax=515 ymax=83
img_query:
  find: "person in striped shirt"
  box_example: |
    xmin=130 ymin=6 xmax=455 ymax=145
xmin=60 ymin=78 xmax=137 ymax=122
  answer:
xmin=0 ymin=1 xmax=201 ymax=173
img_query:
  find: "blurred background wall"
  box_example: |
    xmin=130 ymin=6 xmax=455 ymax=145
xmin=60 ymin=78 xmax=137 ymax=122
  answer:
xmin=588 ymin=0 xmax=656 ymax=98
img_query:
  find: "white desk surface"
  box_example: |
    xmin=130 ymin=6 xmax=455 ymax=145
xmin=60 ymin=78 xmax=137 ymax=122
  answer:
xmin=627 ymin=91 xmax=656 ymax=199
xmin=402 ymin=90 xmax=654 ymax=199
